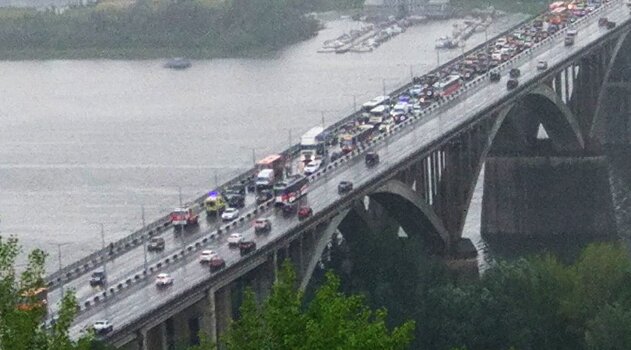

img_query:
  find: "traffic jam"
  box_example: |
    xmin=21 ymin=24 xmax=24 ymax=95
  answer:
xmin=79 ymin=0 xmax=620 ymax=336
xmin=161 ymin=0 xmax=616 ymax=292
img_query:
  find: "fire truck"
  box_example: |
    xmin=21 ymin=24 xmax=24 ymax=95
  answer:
xmin=170 ymin=207 xmax=199 ymax=228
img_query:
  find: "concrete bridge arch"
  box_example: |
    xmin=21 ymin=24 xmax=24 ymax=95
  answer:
xmin=490 ymin=84 xmax=585 ymax=155
xmin=591 ymin=29 xmax=631 ymax=144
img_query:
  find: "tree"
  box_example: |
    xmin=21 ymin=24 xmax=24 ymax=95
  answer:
xmin=585 ymin=303 xmax=631 ymax=350
xmin=0 ymin=235 xmax=96 ymax=350
xmin=216 ymin=262 xmax=414 ymax=350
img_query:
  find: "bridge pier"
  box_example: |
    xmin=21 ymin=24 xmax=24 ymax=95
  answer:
xmin=214 ymin=284 xmax=233 ymax=345
xmin=443 ymin=238 xmax=479 ymax=280
xmin=143 ymin=323 xmax=167 ymax=350
xmin=482 ymin=155 xmax=616 ymax=239
xmin=288 ymin=237 xmax=304 ymax=279
xmin=200 ymin=288 xmax=217 ymax=345
xmin=251 ymin=255 xmax=276 ymax=303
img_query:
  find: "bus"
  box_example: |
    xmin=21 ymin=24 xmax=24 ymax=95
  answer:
xmin=300 ymin=126 xmax=327 ymax=163
xmin=273 ymin=175 xmax=309 ymax=206
xmin=17 ymin=287 xmax=48 ymax=313
xmin=432 ymin=75 xmax=463 ymax=97
xmin=361 ymin=95 xmax=390 ymax=111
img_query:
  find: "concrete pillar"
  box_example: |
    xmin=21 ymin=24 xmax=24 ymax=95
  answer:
xmin=200 ymin=288 xmax=217 ymax=345
xmin=145 ymin=322 xmax=167 ymax=350
xmin=137 ymin=329 xmax=147 ymax=350
xmin=482 ymin=155 xmax=616 ymax=238
xmin=443 ymin=237 xmax=479 ymax=281
xmin=288 ymin=238 xmax=303 ymax=279
xmin=272 ymin=250 xmax=278 ymax=282
xmin=251 ymin=256 xmax=275 ymax=303
xmin=168 ymin=308 xmax=192 ymax=349
xmin=214 ymin=285 xmax=233 ymax=343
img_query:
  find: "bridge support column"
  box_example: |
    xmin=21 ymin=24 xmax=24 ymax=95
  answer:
xmin=288 ymin=237 xmax=304 ymax=280
xmin=214 ymin=284 xmax=233 ymax=341
xmin=143 ymin=322 xmax=167 ymax=350
xmin=136 ymin=329 xmax=147 ymax=350
xmin=482 ymin=155 xmax=616 ymax=238
xmin=200 ymin=288 xmax=217 ymax=345
xmin=443 ymin=238 xmax=479 ymax=281
xmin=252 ymin=255 xmax=275 ymax=303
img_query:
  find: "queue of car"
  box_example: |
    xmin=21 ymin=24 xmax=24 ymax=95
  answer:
xmin=92 ymin=0 xmax=620 ymax=334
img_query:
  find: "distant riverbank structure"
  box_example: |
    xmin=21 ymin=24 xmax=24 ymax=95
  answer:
xmin=0 ymin=0 xmax=96 ymax=11
xmin=375 ymin=0 xmax=455 ymax=19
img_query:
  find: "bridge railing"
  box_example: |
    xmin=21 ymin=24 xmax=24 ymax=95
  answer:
xmin=45 ymin=2 xmax=599 ymax=290
xmin=98 ymin=1 xmax=627 ymax=337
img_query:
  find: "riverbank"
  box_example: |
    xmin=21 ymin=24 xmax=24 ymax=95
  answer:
xmin=0 ymin=44 xmax=290 ymax=61
xmin=453 ymin=0 xmax=547 ymax=15
xmin=0 ymin=0 xmax=320 ymax=60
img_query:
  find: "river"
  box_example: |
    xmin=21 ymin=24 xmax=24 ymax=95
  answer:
xmin=0 ymin=14 xmax=528 ymax=272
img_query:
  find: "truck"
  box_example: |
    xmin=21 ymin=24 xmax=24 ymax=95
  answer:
xmin=300 ymin=126 xmax=327 ymax=164
xmin=170 ymin=207 xmax=199 ymax=228
xmin=255 ymin=154 xmax=284 ymax=190
xmin=339 ymin=125 xmax=373 ymax=154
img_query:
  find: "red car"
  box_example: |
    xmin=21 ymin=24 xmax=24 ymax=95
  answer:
xmin=209 ymin=256 xmax=226 ymax=272
xmin=297 ymin=206 xmax=313 ymax=220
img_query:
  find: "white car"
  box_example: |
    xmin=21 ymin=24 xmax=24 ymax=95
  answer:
xmin=379 ymin=118 xmax=395 ymax=133
xmin=304 ymin=159 xmax=322 ymax=175
xmin=155 ymin=273 xmax=174 ymax=287
xmin=221 ymin=207 xmax=239 ymax=221
xmin=227 ymin=233 xmax=243 ymax=247
xmin=408 ymin=84 xmax=423 ymax=96
xmin=93 ymin=320 xmax=113 ymax=334
xmin=412 ymin=103 xmax=422 ymax=116
xmin=536 ymin=60 xmax=548 ymax=70
xmin=199 ymin=250 xmax=217 ymax=263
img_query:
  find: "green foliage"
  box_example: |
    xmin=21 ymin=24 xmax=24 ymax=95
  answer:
xmin=413 ymin=244 xmax=631 ymax=350
xmin=585 ymin=303 xmax=631 ymax=350
xmin=0 ymin=236 xmax=96 ymax=350
xmin=330 ymin=228 xmax=631 ymax=350
xmin=451 ymin=0 xmax=547 ymax=15
xmin=217 ymin=262 xmax=414 ymax=350
xmin=0 ymin=0 xmax=321 ymax=59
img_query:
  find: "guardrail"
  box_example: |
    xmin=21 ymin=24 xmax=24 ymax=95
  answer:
xmin=73 ymin=198 xmax=278 ymax=314
xmin=47 ymin=0 xmax=615 ymax=293
xmin=95 ymin=0 xmax=627 ymax=338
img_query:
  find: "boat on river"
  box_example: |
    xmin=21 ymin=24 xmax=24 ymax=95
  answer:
xmin=164 ymin=58 xmax=192 ymax=70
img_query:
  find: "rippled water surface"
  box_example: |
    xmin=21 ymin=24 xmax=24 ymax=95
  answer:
xmin=0 ymin=15 xmax=526 ymax=271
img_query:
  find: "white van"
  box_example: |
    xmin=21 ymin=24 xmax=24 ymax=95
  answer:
xmin=369 ymin=105 xmax=389 ymax=125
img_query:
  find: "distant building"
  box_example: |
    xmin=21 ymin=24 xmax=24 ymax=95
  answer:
xmin=424 ymin=0 xmax=454 ymax=18
xmin=0 ymin=0 xmax=95 ymax=9
xmin=373 ymin=0 xmax=454 ymax=18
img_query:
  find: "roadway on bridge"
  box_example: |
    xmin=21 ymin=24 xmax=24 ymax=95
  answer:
xmin=47 ymin=194 xmax=259 ymax=314
xmin=67 ymin=1 xmax=630 ymax=338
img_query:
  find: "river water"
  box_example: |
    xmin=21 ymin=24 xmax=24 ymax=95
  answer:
xmin=0 ymin=15 xmax=527 ymax=272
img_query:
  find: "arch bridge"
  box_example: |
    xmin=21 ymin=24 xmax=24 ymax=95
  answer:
xmin=100 ymin=5 xmax=631 ymax=349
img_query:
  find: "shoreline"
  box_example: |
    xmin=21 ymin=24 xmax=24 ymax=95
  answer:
xmin=0 ymin=45 xmax=287 ymax=61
